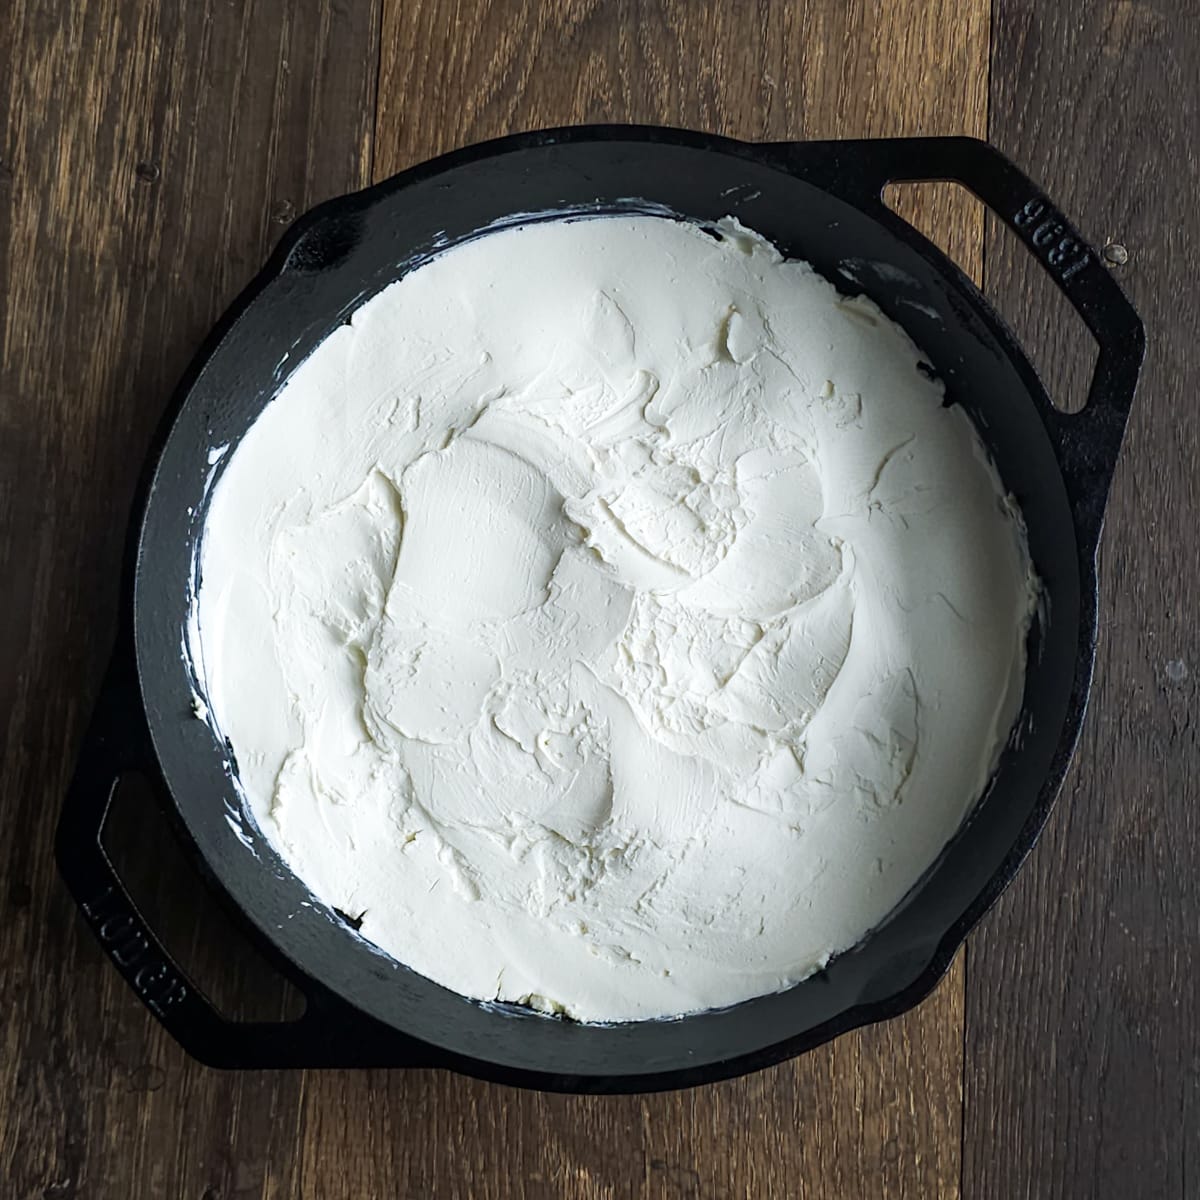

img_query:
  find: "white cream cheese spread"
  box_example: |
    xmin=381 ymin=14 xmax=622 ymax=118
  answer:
xmin=196 ymin=215 xmax=1037 ymax=1022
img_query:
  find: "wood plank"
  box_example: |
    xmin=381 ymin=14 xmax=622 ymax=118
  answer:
xmin=965 ymin=2 xmax=1200 ymax=1198
xmin=287 ymin=2 xmax=990 ymax=1196
xmin=0 ymin=1 xmax=380 ymax=1197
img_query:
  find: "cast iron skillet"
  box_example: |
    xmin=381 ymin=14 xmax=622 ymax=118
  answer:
xmin=57 ymin=126 xmax=1144 ymax=1093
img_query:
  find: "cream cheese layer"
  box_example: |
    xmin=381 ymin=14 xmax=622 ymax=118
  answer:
xmin=197 ymin=215 xmax=1037 ymax=1022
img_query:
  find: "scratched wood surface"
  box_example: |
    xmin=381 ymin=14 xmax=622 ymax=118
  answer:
xmin=13 ymin=0 xmax=1180 ymax=1197
xmin=0 ymin=3 xmax=382 ymax=1199
xmin=354 ymin=3 xmax=988 ymax=1199
xmin=963 ymin=2 xmax=1200 ymax=1198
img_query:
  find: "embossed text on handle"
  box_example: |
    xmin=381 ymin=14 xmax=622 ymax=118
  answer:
xmin=81 ymin=884 xmax=189 ymax=1016
xmin=1013 ymin=197 xmax=1092 ymax=283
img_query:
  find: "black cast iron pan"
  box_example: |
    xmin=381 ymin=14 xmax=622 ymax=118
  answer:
xmin=57 ymin=126 xmax=1144 ymax=1093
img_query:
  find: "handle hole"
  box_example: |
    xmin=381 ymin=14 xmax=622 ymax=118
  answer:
xmin=982 ymin=210 xmax=1099 ymax=414
xmin=883 ymin=181 xmax=1099 ymax=414
xmin=883 ymin=181 xmax=987 ymax=284
xmin=103 ymin=773 xmax=306 ymax=1022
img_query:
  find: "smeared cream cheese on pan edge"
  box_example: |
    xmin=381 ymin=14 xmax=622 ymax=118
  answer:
xmin=194 ymin=215 xmax=1038 ymax=1022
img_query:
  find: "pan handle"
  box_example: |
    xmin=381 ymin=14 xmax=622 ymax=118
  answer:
xmin=56 ymin=640 xmax=432 ymax=1069
xmin=771 ymin=135 xmax=1146 ymax=549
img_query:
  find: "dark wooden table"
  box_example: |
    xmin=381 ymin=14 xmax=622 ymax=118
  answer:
xmin=2 ymin=1 xmax=1195 ymax=1196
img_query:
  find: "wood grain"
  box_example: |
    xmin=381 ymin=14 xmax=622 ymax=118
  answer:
xmin=349 ymin=1 xmax=990 ymax=1197
xmin=0 ymin=1 xmax=380 ymax=1198
xmin=963 ymin=2 xmax=1200 ymax=1198
xmin=0 ymin=0 xmax=1003 ymax=1196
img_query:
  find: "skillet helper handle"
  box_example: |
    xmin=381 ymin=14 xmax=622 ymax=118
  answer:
xmin=57 ymin=643 xmax=426 ymax=1069
xmin=784 ymin=135 xmax=1146 ymax=547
